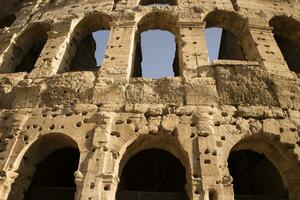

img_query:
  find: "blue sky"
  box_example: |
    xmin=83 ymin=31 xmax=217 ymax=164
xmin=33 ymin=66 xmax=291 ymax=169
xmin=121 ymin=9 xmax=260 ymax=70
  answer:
xmin=92 ymin=28 xmax=222 ymax=78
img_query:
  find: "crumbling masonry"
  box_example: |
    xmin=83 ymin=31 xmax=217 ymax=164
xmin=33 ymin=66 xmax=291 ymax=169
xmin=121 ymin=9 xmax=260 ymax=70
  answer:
xmin=0 ymin=0 xmax=300 ymax=200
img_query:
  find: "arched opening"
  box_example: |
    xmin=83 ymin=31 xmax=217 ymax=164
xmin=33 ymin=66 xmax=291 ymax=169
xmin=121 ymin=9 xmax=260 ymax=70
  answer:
xmin=8 ymin=134 xmax=80 ymax=200
xmin=0 ymin=22 xmax=51 ymax=73
xmin=204 ymin=10 xmax=257 ymax=62
xmin=270 ymin=16 xmax=300 ymax=73
xmin=132 ymin=12 xmax=180 ymax=78
xmin=139 ymin=0 xmax=177 ymax=6
xmin=228 ymin=149 xmax=288 ymax=199
xmin=0 ymin=13 xmax=16 ymax=29
xmin=117 ymin=149 xmax=188 ymax=200
xmin=24 ymin=148 xmax=80 ymax=200
xmin=60 ymin=12 xmax=111 ymax=72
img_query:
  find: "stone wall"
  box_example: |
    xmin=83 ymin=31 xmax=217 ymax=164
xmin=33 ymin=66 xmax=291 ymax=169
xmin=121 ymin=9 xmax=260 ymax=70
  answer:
xmin=0 ymin=0 xmax=299 ymax=199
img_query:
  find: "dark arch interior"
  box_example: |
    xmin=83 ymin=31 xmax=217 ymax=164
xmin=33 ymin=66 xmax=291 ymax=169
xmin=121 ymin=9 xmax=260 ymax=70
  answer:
xmin=204 ymin=11 xmax=250 ymax=61
xmin=228 ymin=150 xmax=288 ymax=199
xmin=67 ymin=14 xmax=111 ymax=72
xmin=270 ymin=17 xmax=300 ymax=73
xmin=117 ymin=149 xmax=188 ymax=200
xmin=272 ymin=33 xmax=300 ymax=74
xmin=205 ymin=27 xmax=245 ymax=61
xmin=69 ymin=29 xmax=111 ymax=72
xmin=24 ymin=147 xmax=80 ymax=200
xmin=0 ymin=14 xmax=16 ymax=29
xmin=69 ymin=29 xmax=110 ymax=71
xmin=218 ymin=28 xmax=245 ymax=60
xmin=15 ymin=36 xmax=48 ymax=73
xmin=70 ymin=32 xmax=99 ymax=72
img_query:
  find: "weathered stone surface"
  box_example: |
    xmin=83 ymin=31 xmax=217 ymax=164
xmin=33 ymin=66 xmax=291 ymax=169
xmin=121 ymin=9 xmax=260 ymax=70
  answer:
xmin=0 ymin=0 xmax=299 ymax=200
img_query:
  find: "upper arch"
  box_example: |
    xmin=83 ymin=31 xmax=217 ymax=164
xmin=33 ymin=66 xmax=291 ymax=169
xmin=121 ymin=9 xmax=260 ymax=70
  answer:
xmin=11 ymin=132 xmax=80 ymax=173
xmin=204 ymin=10 xmax=248 ymax=36
xmin=0 ymin=21 xmax=52 ymax=74
xmin=57 ymin=11 xmax=112 ymax=73
xmin=269 ymin=15 xmax=300 ymax=40
xmin=137 ymin=11 xmax=179 ymax=36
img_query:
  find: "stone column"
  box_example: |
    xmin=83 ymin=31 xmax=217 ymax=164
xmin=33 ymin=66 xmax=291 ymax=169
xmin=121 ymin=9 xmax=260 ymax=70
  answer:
xmin=248 ymin=24 xmax=293 ymax=77
xmin=29 ymin=18 xmax=73 ymax=78
xmin=77 ymin=112 xmax=118 ymax=200
xmin=100 ymin=21 xmax=136 ymax=80
xmin=99 ymin=174 xmax=119 ymax=200
xmin=74 ymin=170 xmax=84 ymax=200
xmin=0 ymin=171 xmax=18 ymax=200
xmin=92 ymin=21 xmax=135 ymax=105
xmin=192 ymin=110 xmax=234 ymax=200
xmin=0 ymin=112 xmax=31 ymax=200
xmin=178 ymin=21 xmax=209 ymax=77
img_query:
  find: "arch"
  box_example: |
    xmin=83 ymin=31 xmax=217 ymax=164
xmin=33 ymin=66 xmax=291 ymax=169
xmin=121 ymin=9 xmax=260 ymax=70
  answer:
xmin=269 ymin=16 xmax=300 ymax=73
xmin=137 ymin=11 xmax=178 ymax=36
xmin=116 ymin=135 xmax=192 ymax=199
xmin=204 ymin=10 xmax=259 ymax=61
xmin=0 ymin=22 xmax=51 ymax=73
xmin=117 ymin=149 xmax=188 ymax=200
xmin=58 ymin=11 xmax=112 ymax=72
xmin=132 ymin=11 xmax=181 ymax=77
xmin=228 ymin=150 xmax=288 ymax=198
xmin=227 ymin=135 xmax=299 ymax=199
xmin=8 ymin=133 xmax=80 ymax=200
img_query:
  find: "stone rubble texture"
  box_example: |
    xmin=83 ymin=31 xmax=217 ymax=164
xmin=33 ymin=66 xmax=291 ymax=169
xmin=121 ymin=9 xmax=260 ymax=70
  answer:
xmin=0 ymin=0 xmax=299 ymax=199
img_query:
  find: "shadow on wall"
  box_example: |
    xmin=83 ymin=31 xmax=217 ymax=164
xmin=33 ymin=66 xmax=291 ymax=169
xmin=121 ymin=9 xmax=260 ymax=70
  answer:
xmin=228 ymin=148 xmax=289 ymax=200
xmin=270 ymin=16 xmax=300 ymax=74
xmin=0 ymin=22 xmax=51 ymax=74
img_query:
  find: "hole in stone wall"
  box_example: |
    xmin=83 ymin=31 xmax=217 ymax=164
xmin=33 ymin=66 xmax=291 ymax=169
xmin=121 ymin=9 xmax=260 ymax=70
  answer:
xmin=133 ymin=30 xmax=179 ymax=78
xmin=209 ymin=190 xmax=218 ymax=200
xmin=0 ymin=13 xmax=16 ymax=29
xmin=270 ymin=16 xmax=300 ymax=73
xmin=205 ymin=27 xmax=246 ymax=62
xmin=116 ymin=149 xmax=188 ymax=200
xmin=23 ymin=148 xmax=80 ymax=200
xmin=139 ymin=0 xmax=177 ymax=6
xmin=228 ymin=150 xmax=288 ymax=199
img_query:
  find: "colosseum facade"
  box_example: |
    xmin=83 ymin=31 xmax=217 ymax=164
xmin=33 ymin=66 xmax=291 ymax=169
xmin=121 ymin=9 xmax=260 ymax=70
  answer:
xmin=0 ymin=0 xmax=299 ymax=199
